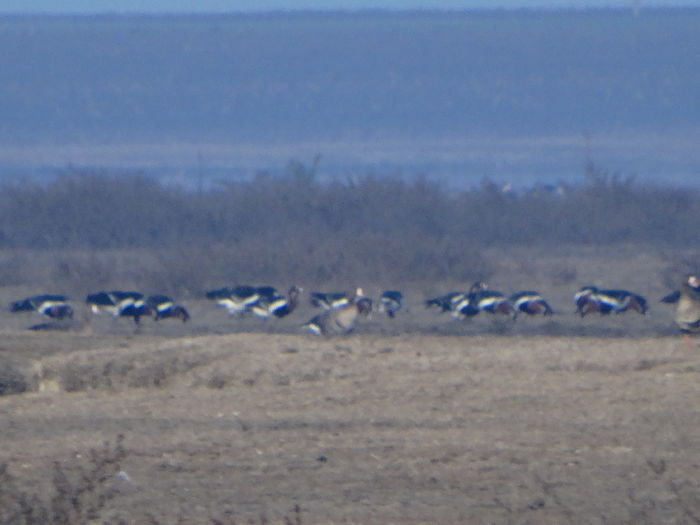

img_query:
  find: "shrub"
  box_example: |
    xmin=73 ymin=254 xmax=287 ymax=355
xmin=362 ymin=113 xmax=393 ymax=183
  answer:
xmin=0 ymin=161 xmax=696 ymax=293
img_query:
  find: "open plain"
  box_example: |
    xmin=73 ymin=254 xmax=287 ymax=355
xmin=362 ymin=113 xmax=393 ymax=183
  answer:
xmin=2 ymin=291 xmax=700 ymax=523
xmin=0 ymin=245 xmax=698 ymax=523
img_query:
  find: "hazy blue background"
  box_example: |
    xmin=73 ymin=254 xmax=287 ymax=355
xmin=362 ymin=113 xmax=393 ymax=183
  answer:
xmin=4 ymin=1 xmax=698 ymax=14
xmin=1 ymin=5 xmax=698 ymax=188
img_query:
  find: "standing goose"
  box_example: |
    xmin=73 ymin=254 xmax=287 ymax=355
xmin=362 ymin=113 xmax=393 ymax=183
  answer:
xmin=661 ymin=275 xmax=700 ymax=336
xmin=379 ymin=290 xmax=403 ymax=318
xmin=251 ymin=286 xmax=303 ymax=319
xmin=303 ymin=288 xmax=372 ymax=336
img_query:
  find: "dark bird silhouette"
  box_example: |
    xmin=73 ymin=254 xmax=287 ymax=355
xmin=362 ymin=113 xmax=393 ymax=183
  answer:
xmin=661 ymin=290 xmax=682 ymax=304
xmin=10 ymin=294 xmax=73 ymax=320
xmin=379 ymin=290 xmax=403 ymax=318
xmin=147 ymin=295 xmax=190 ymax=322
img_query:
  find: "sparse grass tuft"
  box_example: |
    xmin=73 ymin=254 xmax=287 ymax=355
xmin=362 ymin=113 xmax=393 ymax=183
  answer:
xmin=0 ymin=435 xmax=127 ymax=525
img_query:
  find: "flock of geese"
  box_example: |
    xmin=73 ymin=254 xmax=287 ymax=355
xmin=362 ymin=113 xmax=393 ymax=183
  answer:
xmin=7 ymin=275 xmax=700 ymax=337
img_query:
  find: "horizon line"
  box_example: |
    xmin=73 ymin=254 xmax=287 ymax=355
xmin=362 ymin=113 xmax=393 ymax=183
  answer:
xmin=1 ymin=5 xmax=698 ymax=16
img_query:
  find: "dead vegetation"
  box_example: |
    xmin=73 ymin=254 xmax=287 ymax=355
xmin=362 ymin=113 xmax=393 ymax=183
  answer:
xmin=2 ymin=333 xmax=700 ymax=522
xmin=0 ymin=436 xmax=127 ymax=525
xmin=1 ymin=161 xmax=699 ymax=296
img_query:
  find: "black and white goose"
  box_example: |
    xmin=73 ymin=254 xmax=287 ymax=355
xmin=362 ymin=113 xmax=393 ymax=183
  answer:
xmin=574 ymin=286 xmax=602 ymax=316
xmin=10 ymin=294 xmax=74 ymax=320
xmin=248 ymin=286 xmax=281 ymax=318
xmin=454 ymin=282 xmax=513 ymax=318
xmin=303 ymin=288 xmax=372 ymax=336
xmin=575 ymin=286 xmax=647 ymax=317
xmin=147 ymin=295 xmax=190 ymax=322
xmin=86 ymin=290 xmax=152 ymax=324
xmin=425 ymin=291 xmax=466 ymax=313
xmin=310 ymin=291 xmax=352 ymax=310
xmin=249 ymin=286 xmax=302 ymax=319
xmin=510 ymin=291 xmax=554 ymax=318
xmin=205 ymin=285 xmax=261 ymax=316
xmin=379 ymin=290 xmax=403 ymax=318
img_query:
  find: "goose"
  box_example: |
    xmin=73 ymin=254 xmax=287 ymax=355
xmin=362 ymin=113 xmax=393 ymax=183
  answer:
xmin=379 ymin=290 xmax=403 ymax=318
xmin=661 ymin=275 xmax=700 ymax=336
xmin=425 ymin=291 xmax=466 ymax=313
xmin=601 ymin=289 xmax=648 ymax=314
xmin=86 ymin=290 xmax=142 ymax=315
xmin=476 ymin=290 xmax=515 ymax=316
xmin=86 ymin=290 xmax=152 ymax=324
xmin=575 ymin=286 xmax=647 ymax=317
xmin=251 ymin=286 xmax=302 ymax=319
xmin=303 ymin=289 xmax=372 ymax=336
xmin=205 ymin=285 xmax=261 ymax=316
xmin=454 ymin=282 xmax=513 ymax=318
xmin=118 ymin=300 xmax=153 ymax=324
xmin=147 ymin=295 xmax=190 ymax=322
xmin=574 ymin=286 xmax=603 ymax=316
xmin=510 ymin=291 xmax=554 ymax=318
xmin=10 ymin=294 xmax=74 ymax=320
xmin=310 ymin=291 xmax=351 ymax=310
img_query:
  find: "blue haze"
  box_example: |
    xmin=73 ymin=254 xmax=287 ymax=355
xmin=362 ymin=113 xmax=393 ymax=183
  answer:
xmin=0 ymin=9 xmax=699 ymax=188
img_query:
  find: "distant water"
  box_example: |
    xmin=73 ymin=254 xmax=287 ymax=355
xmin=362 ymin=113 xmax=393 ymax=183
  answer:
xmin=4 ymin=132 xmax=698 ymax=190
xmin=0 ymin=10 xmax=698 ymax=188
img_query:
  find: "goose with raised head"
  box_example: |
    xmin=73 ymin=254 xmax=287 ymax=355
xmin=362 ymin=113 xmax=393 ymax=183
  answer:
xmin=379 ymin=290 xmax=403 ymax=318
xmin=252 ymin=286 xmax=303 ymax=319
xmin=303 ymin=288 xmax=372 ymax=336
xmin=661 ymin=275 xmax=700 ymax=336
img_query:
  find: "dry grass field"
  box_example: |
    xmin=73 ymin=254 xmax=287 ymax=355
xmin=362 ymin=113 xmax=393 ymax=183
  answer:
xmin=2 ymin=243 xmax=700 ymax=524
xmin=2 ymin=330 xmax=700 ymax=524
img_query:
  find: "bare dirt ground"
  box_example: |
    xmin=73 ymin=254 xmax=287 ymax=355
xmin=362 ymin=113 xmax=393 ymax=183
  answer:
xmin=2 ymin=327 xmax=700 ymax=524
xmin=2 ymin=246 xmax=698 ymax=523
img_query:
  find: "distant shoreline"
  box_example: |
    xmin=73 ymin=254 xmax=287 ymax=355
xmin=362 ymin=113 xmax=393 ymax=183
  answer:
xmin=1 ymin=131 xmax=698 ymax=188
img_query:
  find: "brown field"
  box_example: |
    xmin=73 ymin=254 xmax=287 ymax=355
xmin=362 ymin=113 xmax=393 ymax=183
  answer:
xmin=2 ymin=245 xmax=700 ymax=523
xmin=2 ymin=283 xmax=700 ymax=523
